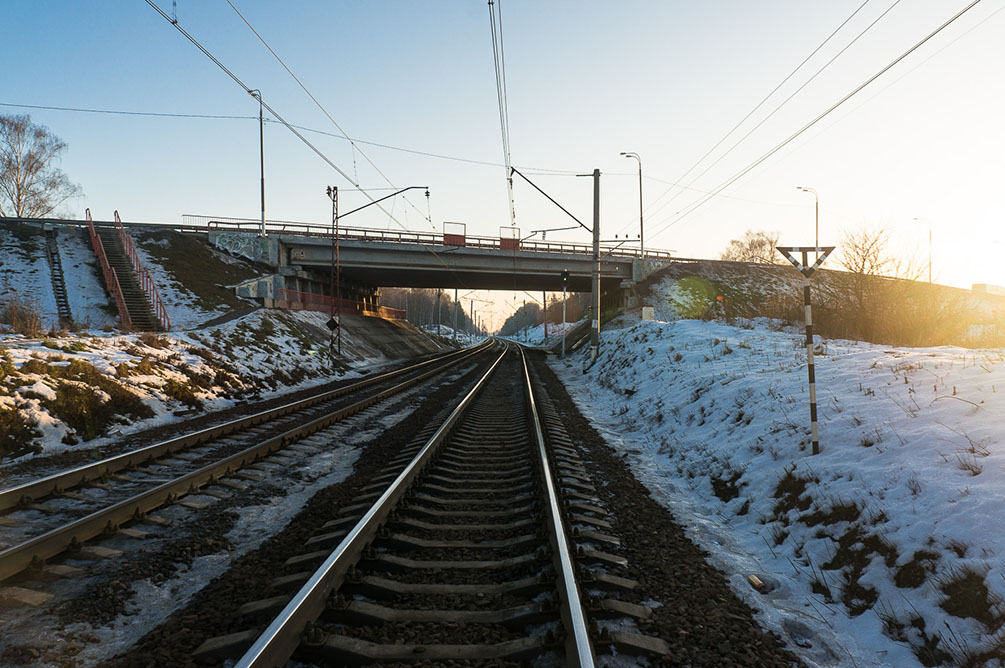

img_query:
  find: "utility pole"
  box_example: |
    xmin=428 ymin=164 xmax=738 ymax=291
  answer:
xmin=325 ymin=186 xmax=340 ymax=366
xmin=252 ymin=90 xmax=266 ymax=237
xmin=542 ymin=291 xmax=547 ymax=344
xmin=453 ymin=288 xmax=459 ymax=344
xmin=590 ymin=168 xmax=601 ymax=364
xmin=620 ymin=152 xmax=642 ymax=256
xmin=436 ymin=291 xmax=441 ymax=336
xmin=561 ymin=269 xmax=568 ymax=357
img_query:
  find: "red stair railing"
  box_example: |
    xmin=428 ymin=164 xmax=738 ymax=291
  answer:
xmin=86 ymin=209 xmax=132 ymax=330
xmin=114 ymin=211 xmax=171 ymax=331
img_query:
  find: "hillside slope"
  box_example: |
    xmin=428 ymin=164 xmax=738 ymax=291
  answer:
xmin=555 ymin=310 xmax=1005 ymax=668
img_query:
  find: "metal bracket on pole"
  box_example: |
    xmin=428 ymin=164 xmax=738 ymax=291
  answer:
xmin=777 ymin=246 xmax=834 ymax=455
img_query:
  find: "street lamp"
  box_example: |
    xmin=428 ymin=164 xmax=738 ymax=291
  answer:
xmin=796 ymin=186 xmax=818 ymax=249
xmin=914 ymin=217 xmax=932 ymax=284
xmin=620 ymin=152 xmax=643 ymax=257
xmin=250 ymin=89 xmax=266 ymax=237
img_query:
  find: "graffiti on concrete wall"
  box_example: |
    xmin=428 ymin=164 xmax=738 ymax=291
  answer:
xmin=211 ymin=231 xmax=276 ymax=265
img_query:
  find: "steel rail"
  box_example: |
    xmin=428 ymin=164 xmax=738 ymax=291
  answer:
xmin=0 ymin=342 xmax=495 ymax=582
xmin=519 ymin=347 xmax=597 ymax=668
xmin=0 ymin=340 xmax=493 ymax=513
xmin=234 ymin=344 xmax=510 ymax=668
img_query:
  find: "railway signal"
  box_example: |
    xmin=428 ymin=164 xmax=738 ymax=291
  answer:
xmin=777 ymin=245 xmax=834 ymax=455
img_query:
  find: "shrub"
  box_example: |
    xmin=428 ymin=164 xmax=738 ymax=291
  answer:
xmin=0 ymin=407 xmax=42 ymax=459
xmin=163 ymin=378 xmax=202 ymax=409
xmin=0 ymin=293 xmax=44 ymax=337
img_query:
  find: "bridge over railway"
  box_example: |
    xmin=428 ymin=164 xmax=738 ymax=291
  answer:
xmin=2 ymin=214 xmax=679 ymax=326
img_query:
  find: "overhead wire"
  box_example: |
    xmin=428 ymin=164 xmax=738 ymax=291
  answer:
xmin=784 ymin=2 xmax=1005 ymax=156
xmin=143 ymin=0 xmax=475 ymax=298
xmin=645 ymin=0 xmax=987 ymax=241
xmin=0 ymin=101 xmax=254 ymax=120
xmin=224 ymin=0 xmax=435 ymax=230
xmin=0 ymin=100 xmax=583 ymax=176
xmin=488 ymin=0 xmax=517 ymax=227
xmin=640 ymin=0 xmax=903 ymax=229
xmin=143 ymin=0 xmax=406 ymax=228
xmin=636 ymin=0 xmax=874 ymax=229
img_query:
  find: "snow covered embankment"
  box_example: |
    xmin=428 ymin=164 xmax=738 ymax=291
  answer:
xmin=553 ymin=317 xmax=1005 ymax=668
xmin=0 ymin=310 xmax=383 ymax=460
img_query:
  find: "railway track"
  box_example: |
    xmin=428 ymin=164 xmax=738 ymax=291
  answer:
xmin=0 ymin=340 xmax=494 ymax=585
xmin=190 ymin=344 xmax=667 ymax=667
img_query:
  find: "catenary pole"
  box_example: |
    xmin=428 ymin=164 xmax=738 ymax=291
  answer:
xmin=590 ymin=168 xmax=601 ymax=364
xmin=562 ymin=280 xmax=567 ymax=358
xmin=542 ymin=291 xmax=547 ymax=344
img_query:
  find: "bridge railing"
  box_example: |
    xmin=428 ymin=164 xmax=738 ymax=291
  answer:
xmin=275 ymin=289 xmax=405 ymax=320
xmin=188 ymin=214 xmax=676 ymax=260
xmin=114 ymin=212 xmax=171 ymax=332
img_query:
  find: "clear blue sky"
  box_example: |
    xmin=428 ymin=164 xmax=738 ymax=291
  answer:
xmin=5 ymin=1 xmax=1004 ymax=326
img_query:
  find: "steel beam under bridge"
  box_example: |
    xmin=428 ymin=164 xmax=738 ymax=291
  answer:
xmin=285 ymin=236 xmax=634 ymax=291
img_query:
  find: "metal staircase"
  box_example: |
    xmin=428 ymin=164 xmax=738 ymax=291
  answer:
xmin=43 ymin=227 xmax=73 ymax=328
xmin=85 ymin=210 xmax=170 ymax=332
xmin=95 ymin=227 xmax=160 ymax=331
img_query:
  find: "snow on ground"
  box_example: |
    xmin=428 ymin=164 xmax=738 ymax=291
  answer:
xmin=420 ymin=324 xmax=487 ymax=347
xmin=500 ymin=321 xmax=578 ymax=347
xmin=554 ymin=314 xmax=1005 ymax=667
xmin=0 ymin=226 xmax=59 ymax=330
xmin=129 ymin=232 xmax=231 ymax=330
xmin=58 ymin=229 xmax=117 ymax=330
xmin=0 ymin=309 xmax=395 ymax=462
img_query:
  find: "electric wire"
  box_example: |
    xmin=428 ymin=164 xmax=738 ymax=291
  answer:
xmin=225 ymin=0 xmax=434 ymax=231
xmin=0 ymin=101 xmax=586 ymax=176
xmin=787 ymin=2 xmax=1005 ymax=157
xmin=640 ymin=0 xmax=904 ymax=228
xmin=488 ymin=0 xmax=517 ymax=227
xmin=646 ymin=0 xmax=986 ymax=241
xmin=144 ymin=0 xmax=473 ymax=297
xmin=636 ymin=0 xmax=874 ymax=228
xmin=144 ymin=0 xmax=398 ymax=225
xmin=0 ymin=102 xmax=254 ymax=120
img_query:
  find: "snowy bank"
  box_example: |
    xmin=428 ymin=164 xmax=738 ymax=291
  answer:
xmin=554 ymin=315 xmax=1005 ymax=668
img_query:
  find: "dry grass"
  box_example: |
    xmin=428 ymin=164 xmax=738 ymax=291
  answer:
xmin=0 ymin=293 xmax=44 ymax=337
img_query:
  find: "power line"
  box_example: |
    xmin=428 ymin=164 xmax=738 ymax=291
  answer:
xmin=224 ymin=0 xmax=434 ymax=230
xmin=144 ymin=0 xmax=410 ymax=233
xmin=0 ymin=101 xmax=255 ymax=120
xmin=488 ymin=0 xmax=517 ymax=227
xmin=646 ymin=0 xmax=986 ymax=241
xmin=644 ymin=0 xmax=904 ymax=227
xmin=638 ymin=0 xmax=875 ymax=227
xmin=0 ymin=99 xmax=583 ymax=176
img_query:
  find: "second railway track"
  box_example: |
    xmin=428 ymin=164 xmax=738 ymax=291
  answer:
xmin=0 ymin=340 xmax=494 ymax=583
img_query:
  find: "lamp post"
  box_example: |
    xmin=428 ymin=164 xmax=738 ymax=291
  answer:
xmin=796 ymin=186 xmax=819 ymax=250
xmin=251 ymin=89 xmax=266 ymax=237
xmin=914 ymin=217 xmax=932 ymax=283
xmin=620 ymin=152 xmax=643 ymax=257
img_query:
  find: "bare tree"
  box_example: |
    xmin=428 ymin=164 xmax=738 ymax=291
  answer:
xmin=0 ymin=114 xmax=82 ymax=218
xmin=720 ymin=230 xmax=784 ymax=264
